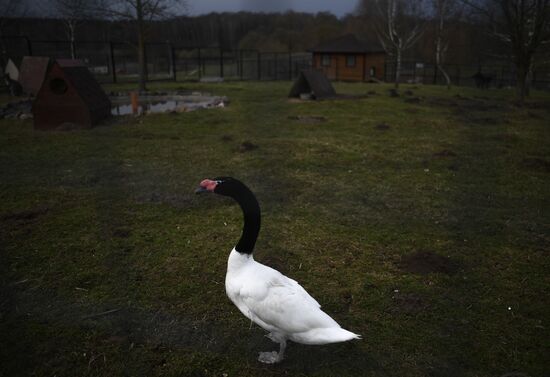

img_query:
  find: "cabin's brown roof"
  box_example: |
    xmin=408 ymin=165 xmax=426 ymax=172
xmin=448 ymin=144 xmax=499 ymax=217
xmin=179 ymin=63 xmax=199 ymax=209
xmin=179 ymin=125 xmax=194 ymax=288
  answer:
xmin=309 ymin=34 xmax=384 ymax=54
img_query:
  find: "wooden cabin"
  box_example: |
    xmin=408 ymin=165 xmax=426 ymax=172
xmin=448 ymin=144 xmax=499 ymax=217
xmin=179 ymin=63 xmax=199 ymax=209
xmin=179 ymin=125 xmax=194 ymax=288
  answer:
xmin=309 ymin=34 xmax=386 ymax=82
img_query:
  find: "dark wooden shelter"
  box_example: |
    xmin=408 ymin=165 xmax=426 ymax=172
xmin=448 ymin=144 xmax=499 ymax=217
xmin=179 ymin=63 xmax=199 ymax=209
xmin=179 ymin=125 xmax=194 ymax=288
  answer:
xmin=289 ymin=69 xmax=336 ymax=100
xmin=32 ymin=59 xmax=111 ymax=130
xmin=18 ymin=56 xmax=50 ymax=96
xmin=310 ymin=34 xmax=386 ymax=82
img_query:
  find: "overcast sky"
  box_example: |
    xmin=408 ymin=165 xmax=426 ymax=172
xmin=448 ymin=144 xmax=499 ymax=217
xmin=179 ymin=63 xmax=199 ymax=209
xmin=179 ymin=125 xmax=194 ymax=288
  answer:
xmin=186 ymin=0 xmax=359 ymax=17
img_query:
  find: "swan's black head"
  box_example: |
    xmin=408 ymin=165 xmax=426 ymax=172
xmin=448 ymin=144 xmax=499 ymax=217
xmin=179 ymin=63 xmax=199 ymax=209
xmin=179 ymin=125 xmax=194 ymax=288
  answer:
xmin=195 ymin=177 xmax=244 ymax=197
xmin=195 ymin=176 xmax=260 ymax=254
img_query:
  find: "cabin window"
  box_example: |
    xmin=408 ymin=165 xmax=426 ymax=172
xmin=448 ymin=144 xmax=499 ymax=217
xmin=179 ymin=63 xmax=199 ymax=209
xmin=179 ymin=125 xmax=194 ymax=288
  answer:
xmin=321 ymin=54 xmax=331 ymax=67
xmin=346 ymin=55 xmax=356 ymax=67
xmin=369 ymin=66 xmax=376 ymax=77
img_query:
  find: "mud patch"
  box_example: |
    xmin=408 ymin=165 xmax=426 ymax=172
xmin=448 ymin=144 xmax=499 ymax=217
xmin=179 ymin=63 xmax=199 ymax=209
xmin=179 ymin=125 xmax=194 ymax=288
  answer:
xmin=492 ymin=134 xmax=519 ymax=143
xmin=520 ymin=158 xmax=550 ymax=173
xmin=1 ymin=207 xmax=49 ymax=222
xmin=220 ymin=134 xmax=233 ymax=142
xmin=238 ymin=141 xmax=259 ymax=152
xmin=375 ymin=123 xmax=391 ymax=130
xmin=433 ymin=150 xmax=457 ymax=159
xmin=288 ymin=115 xmax=327 ymax=124
xmin=472 ymin=117 xmax=499 ymax=125
xmin=404 ymin=97 xmax=422 ymax=104
xmin=388 ymin=89 xmax=399 ymax=97
xmin=112 ymin=228 xmax=131 ymax=238
xmin=398 ymin=251 xmax=460 ymax=275
xmin=389 ymin=292 xmax=426 ymax=315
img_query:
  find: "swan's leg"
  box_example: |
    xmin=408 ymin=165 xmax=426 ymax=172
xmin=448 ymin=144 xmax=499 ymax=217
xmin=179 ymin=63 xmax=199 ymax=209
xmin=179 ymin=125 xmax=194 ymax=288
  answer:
xmin=258 ymin=336 xmax=287 ymax=364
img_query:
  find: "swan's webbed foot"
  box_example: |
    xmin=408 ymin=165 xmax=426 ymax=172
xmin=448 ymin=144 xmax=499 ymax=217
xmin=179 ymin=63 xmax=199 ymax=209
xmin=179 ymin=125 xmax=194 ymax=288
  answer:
xmin=258 ymin=335 xmax=286 ymax=364
xmin=258 ymin=351 xmax=282 ymax=364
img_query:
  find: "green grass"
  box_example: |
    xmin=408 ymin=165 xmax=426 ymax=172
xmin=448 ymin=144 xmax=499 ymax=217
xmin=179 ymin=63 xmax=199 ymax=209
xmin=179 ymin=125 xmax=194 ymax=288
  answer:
xmin=1 ymin=82 xmax=549 ymax=377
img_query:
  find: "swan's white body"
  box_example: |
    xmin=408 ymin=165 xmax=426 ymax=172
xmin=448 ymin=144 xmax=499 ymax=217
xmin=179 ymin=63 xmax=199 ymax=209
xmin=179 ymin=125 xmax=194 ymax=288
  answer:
xmin=225 ymin=248 xmax=360 ymax=362
xmin=197 ymin=177 xmax=360 ymax=363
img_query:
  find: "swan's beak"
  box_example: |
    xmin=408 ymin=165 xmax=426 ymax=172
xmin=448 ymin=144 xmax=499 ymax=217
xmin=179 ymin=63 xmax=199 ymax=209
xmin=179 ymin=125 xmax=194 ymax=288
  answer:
xmin=195 ymin=187 xmax=210 ymax=194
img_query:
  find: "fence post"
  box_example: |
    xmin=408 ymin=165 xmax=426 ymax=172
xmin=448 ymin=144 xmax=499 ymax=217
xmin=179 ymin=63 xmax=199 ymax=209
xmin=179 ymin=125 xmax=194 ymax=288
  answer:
xmin=25 ymin=36 xmax=33 ymax=56
xmin=274 ymin=53 xmax=278 ymax=80
xmin=257 ymin=51 xmax=261 ymax=80
xmin=109 ymin=42 xmax=117 ymax=84
xmin=143 ymin=43 xmax=149 ymax=82
xmin=170 ymin=43 xmax=176 ymax=81
xmin=239 ymin=50 xmax=243 ymax=80
xmin=288 ymin=51 xmax=292 ymax=80
xmin=197 ymin=47 xmax=201 ymax=80
xmin=219 ymin=47 xmax=224 ymax=78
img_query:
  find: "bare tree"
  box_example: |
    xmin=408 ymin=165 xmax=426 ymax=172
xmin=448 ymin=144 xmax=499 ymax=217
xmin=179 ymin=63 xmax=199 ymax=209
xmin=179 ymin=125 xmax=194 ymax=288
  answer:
xmin=51 ymin=0 xmax=100 ymax=59
xmin=97 ymin=0 xmax=187 ymax=91
xmin=367 ymin=0 xmax=426 ymax=89
xmin=432 ymin=0 xmax=462 ymax=89
xmin=0 ymin=0 xmax=28 ymax=66
xmin=462 ymin=0 xmax=550 ymax=103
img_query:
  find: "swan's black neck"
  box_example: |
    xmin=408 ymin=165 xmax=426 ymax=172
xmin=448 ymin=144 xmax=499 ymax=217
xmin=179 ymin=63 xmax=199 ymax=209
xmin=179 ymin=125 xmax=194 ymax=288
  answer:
xmin=230 ymin=184 xmax=261 ymax=255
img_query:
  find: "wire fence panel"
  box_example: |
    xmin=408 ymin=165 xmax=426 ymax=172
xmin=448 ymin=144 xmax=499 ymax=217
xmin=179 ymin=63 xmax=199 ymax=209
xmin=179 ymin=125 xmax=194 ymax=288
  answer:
xmin=384 ymin=61 xmax=550 ymax=89
xmin=1 ymin=36 xmax=549 ymax=89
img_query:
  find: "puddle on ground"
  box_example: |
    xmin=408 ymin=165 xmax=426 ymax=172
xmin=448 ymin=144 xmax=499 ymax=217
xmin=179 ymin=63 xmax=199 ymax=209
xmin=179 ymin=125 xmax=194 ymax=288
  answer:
xmin=110 ymin=94 xmax=227 ymax=116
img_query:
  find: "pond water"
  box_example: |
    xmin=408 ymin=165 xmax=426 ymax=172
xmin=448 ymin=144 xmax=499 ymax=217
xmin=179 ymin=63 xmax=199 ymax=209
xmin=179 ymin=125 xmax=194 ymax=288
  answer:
xmin=110 ymin=94 xmax=227 ymax=116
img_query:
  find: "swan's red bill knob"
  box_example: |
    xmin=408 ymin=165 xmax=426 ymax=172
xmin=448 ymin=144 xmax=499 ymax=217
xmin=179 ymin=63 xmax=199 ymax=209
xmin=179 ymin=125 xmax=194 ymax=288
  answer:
xmin=195 ymin=179 xmax=218 ymax=194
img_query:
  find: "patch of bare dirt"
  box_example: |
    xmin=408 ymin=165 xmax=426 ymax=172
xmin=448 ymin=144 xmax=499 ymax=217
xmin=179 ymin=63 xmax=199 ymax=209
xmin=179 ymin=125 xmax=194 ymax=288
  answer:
xmin=288 ymin=115 xmax=328 ymax=124
xmin=404 ymin=97 xmax=422 ymax=104
xmin=520 ymin=158 xmax=550 ymax=173
xmin=398 ymin=251 xmax=460 ymax=275
xmin=220 ymin=134 xmax=233 ymax=142
xmin=112 ymin=228 xmax=131 ymax=238
xmin=388 ymin=89 xmax=399 ymax=97
xmin=375 ymin=123 xmax=391 ymax=130
xmin=433 ymin=150 xmax=457 ymax=158
xmin=492 ymin=134 xmax=519 ymax=143
xmin=389 ymin=292 xmax=427 ymax=315
xmin=238 ymin=141 xmax=259 ymax=152
xmin=1 ymin=207 xmax=49 ymax=222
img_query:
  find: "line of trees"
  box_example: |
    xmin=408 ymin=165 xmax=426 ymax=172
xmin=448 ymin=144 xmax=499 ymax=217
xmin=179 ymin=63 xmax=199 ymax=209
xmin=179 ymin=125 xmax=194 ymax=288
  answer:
xmin=356 ymin=0 xmax=550 ymax=102
xmin=1 ymin=0 xmax=549 ymax=100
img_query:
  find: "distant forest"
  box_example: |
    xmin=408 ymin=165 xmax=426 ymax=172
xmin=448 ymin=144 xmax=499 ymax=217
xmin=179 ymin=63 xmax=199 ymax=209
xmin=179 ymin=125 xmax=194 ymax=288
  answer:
xmin=1 ymin=11 xmax=495 ymax=65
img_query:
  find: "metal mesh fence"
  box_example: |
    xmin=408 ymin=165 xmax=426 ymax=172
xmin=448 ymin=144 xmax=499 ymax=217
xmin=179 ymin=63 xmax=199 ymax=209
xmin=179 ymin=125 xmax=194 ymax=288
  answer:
xmin=2 ymin=36 xmax=549 ymax=89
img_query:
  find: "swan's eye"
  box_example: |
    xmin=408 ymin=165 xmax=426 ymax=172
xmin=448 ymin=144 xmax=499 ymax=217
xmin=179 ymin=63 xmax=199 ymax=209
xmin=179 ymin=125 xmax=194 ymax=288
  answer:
xmin=216 ymin=180 xmax=224 ymax=184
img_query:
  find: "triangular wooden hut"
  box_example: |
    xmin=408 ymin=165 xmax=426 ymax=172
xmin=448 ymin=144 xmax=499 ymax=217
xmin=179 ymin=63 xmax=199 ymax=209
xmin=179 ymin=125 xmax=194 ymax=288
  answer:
xmin=18 ymin=56 xmax=50 ymax=96
xmin=288 ymin=69 xmax=336 ymax=100
xmin=32 ymin=59 xmax=111 ymax=130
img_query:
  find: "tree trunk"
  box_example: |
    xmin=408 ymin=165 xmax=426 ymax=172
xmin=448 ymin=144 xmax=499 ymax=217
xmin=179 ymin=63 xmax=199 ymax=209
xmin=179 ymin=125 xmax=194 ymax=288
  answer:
xmin=515 ymin=58 xmax=531 ymax=105
xmin=70 ymin=23 xmax=76 ymax=59
xmin=136 ymin=0 xmax=147 ymax=92
xmin=395 ymin=48 xmax=401 ymax=89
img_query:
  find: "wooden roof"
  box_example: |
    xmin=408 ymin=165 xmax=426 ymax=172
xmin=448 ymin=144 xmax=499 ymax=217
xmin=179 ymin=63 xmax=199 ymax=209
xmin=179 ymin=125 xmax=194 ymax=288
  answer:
xmin=288 ymin=69 xmax=336 ymax=100
xmin=309 ymin=34 xmax=384 ymax=54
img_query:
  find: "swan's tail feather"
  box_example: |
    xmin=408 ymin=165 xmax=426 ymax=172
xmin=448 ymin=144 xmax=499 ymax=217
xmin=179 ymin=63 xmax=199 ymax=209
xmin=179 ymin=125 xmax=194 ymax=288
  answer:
xmin=291 ymin=327 xmax=361 ymax=345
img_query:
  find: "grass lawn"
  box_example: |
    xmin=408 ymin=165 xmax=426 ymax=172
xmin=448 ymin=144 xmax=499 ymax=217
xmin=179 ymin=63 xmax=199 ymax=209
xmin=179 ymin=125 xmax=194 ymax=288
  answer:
xmin=1 ymin=81 xmax=549 ymax=377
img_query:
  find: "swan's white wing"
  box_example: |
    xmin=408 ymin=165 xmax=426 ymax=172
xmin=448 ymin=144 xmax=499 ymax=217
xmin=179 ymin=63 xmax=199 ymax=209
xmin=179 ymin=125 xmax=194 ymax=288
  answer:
xmin=239 ymin=262 xmax=339 ymax=334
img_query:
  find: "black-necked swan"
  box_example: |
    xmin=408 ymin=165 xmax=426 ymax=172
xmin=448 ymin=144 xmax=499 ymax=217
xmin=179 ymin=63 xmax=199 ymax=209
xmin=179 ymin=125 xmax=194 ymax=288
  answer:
xmin=196 ymin=177 xmax=360 ymax=363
